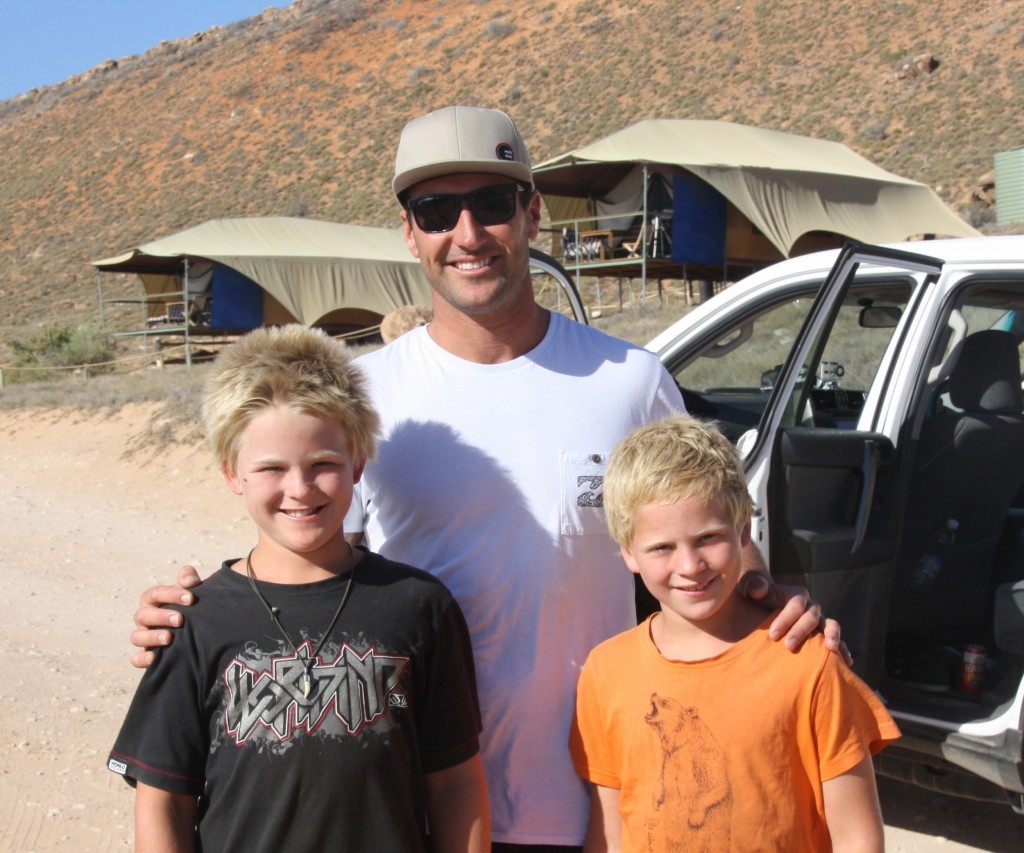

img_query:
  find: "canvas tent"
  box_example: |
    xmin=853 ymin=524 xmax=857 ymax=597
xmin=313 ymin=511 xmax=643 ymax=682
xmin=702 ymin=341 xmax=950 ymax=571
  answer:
xmin=93 ymin=216 xmax=431 ymax=332
xmin=533 ymin=120 xmax=979 ymax=277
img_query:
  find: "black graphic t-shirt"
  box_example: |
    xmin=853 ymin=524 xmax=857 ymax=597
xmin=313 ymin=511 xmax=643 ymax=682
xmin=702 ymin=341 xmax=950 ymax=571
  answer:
xmin=108 ymin=549 xmax=481 ymax=852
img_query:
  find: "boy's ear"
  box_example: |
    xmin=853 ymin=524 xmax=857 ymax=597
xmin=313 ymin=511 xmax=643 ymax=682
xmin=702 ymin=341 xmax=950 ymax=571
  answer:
xmin=620 ymin=544 xmax=642 ymax=576
xmin=222 ymin=460 xmax=244 ymax=495
xmin=740 ymin=521 xmax=752 ymax=548
xmin=353 ymin=461 xmax=365 ymax=485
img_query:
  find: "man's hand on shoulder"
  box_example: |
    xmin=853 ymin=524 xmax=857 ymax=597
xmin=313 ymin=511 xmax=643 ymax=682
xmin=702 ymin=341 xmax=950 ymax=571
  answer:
xmin=739 ymin=571 xmax=852 ymax=665
xmin=130 ymin=564 xmax=204 ymax=669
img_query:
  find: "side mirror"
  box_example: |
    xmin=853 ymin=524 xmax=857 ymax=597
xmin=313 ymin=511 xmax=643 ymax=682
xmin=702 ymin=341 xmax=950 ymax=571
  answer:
xmin=736 ymin=428 xmax=758 ymax=460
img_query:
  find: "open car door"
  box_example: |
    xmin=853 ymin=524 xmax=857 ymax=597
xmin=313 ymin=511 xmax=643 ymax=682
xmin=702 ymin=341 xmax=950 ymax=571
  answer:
xmin=529 ymin=248 xmax=588 ymax=324
xmin=743 ymin=243 xmax=945 ymax=686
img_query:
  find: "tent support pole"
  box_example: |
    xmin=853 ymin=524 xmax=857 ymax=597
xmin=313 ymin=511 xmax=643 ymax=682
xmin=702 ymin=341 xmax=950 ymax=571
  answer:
xmin=96 ymin=270 xmax=106 ymax=328
xmin=182 ymin=258 xmax=192 ymax=369
xmin=641 ymin=164 xmax=649 ymax=305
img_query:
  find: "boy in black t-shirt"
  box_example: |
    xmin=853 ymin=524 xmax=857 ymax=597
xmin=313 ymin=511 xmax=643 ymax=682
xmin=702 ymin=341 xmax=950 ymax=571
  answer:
xmin=108 ymin=325 xmax=488 ymax=852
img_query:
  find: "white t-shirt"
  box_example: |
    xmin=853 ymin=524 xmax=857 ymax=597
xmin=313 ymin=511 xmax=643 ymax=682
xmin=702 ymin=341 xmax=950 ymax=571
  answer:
xmin=348 ymin=312 xmax=684 ymax=845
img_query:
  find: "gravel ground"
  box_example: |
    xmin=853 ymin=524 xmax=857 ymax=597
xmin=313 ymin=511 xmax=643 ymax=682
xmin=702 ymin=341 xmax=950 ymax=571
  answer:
xmin=878 ymin=776 xmax=1021 ymax=851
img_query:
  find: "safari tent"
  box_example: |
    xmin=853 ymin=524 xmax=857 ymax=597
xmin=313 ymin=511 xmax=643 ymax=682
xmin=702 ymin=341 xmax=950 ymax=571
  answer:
xmin=533 ymin=120 xmax=980 ymax=281
xmin=93 ymin=216 xmax=430 ymax=334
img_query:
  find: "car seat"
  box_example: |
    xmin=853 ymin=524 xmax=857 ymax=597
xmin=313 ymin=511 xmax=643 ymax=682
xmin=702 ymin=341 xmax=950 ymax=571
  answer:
xmin=890 ymin=329 xmax=1024 ymax=645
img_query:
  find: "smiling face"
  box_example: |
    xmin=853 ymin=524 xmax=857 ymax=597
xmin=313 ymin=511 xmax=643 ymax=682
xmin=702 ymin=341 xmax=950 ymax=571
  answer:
xmin=223 ymin=406 xmax=362 ymax=576
xmin=400 ymin=171 xmax=541 ymax=321
xmin=621 ymin=494 xmax=751 ymax=638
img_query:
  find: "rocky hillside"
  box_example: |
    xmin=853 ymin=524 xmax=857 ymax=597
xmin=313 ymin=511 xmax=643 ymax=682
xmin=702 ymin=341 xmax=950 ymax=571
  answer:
xmin=1 ymin=0 xmax=1021 ymax=349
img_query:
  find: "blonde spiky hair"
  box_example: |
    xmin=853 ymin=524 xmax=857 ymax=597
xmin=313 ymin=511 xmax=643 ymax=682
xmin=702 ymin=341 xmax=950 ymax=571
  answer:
xmin=201 ymin=325 xmax=380 ymax=472
xmin=603 ymin=416 xmax=752 ymax=548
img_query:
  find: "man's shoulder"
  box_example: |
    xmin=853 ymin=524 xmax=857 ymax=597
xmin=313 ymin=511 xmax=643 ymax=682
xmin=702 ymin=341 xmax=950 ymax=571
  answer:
xmin=546 ymin=312 xmax=665 ymax=375
xmin=549 ymin=311 xmax=648 ymax=352
xmin=355 ymin=327 xmax=425 ymax=369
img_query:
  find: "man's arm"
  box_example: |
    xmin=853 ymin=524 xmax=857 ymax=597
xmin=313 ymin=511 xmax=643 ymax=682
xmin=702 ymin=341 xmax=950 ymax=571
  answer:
xmin=822 ymin=755 xmax=885 ymax=852
xmin=738 ymin=541 xmax=851 ymax=664
xmin=135 ymin=782 xmax=197 ymax=853
xmin=583 ymin=783 xmax=622 ymax=853
xmin=130 ymin=535 xmax=367 ymax=667
xmin=129 ymin=565 xmax=203 ymax=668
xmin=424 ymin=754 xmax=490 ymax=852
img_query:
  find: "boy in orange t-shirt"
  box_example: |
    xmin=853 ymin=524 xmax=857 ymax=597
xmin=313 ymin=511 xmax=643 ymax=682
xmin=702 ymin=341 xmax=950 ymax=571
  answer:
xmin=569 ymin=416 xmax=899 ymax=851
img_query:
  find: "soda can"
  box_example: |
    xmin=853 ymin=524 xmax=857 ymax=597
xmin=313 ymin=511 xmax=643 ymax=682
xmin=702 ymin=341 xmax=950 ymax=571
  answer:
xmin=960 ymin=644 xmax=986 ymax=694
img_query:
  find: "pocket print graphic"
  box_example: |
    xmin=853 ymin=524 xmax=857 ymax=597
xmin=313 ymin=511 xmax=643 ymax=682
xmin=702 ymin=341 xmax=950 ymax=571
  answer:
xmin=577 ymin=475 xmax=603 ymax=507
xmin=560 ymin=452 xmax=608 ymax=535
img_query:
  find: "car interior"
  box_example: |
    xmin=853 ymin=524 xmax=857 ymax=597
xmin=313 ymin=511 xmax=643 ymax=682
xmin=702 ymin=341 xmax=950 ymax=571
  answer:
xmin=869 ymin=284 xmax=1024 ymax=809
xmin=883 ymin=289 xmax=1024 ymax=707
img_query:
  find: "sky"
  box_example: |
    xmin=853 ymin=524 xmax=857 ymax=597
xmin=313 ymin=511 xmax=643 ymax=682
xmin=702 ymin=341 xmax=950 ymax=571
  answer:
xmin=0 ymin=0 xmax=289 ymax=102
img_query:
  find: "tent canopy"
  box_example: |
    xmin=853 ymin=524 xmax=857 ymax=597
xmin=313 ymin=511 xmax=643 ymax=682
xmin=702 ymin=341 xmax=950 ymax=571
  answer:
xmin=533 ymin=120 xmax=979 ymax=258
xmin=94 ymin=216 xmax=431 ymax=327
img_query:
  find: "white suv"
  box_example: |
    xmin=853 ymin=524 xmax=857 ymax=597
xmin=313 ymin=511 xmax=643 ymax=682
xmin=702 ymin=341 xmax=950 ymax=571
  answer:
xmin=648 ymin=237 xmax=1024 ymax=814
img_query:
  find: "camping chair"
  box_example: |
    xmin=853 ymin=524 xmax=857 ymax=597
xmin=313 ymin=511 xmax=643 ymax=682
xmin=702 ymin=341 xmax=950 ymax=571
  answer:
xmin=190 ymin=292 xmax=212 ymax=325
xmin=621 ymin=221 xmax=647 ymax=258
xmin=621 ymin=216 xmax=672 ymax=260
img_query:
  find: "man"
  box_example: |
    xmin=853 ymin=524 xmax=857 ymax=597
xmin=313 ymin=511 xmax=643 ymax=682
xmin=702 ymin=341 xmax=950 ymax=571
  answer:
xmin=132 ymin=106 xmax=841 ymax=851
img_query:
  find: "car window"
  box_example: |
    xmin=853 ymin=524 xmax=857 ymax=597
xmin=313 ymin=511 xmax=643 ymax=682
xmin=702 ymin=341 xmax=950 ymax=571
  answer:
xmin=778 ymin=280 xmax=913 ymax=430
xmin=674 ymin=297 xmax=811 ymax=394
xmin=932 ymin=282 xmax=1024 ymax=410
xmin=662 ymin=290 xmax=818 ymax=442
xmin=668 ymin=280 xmax=911 ymax=440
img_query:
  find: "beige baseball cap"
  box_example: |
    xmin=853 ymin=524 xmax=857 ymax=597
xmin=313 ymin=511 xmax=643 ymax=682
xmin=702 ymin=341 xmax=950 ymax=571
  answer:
xmin=393 ymin=106 xmax=533 ymax=199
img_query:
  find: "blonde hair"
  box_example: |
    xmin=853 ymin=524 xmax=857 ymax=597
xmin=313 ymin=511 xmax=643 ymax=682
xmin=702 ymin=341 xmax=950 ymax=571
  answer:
xmin=604 ymin=416 xmax=752 ymax=548
xmin=201 ymin=325 xmax=380 ymax=472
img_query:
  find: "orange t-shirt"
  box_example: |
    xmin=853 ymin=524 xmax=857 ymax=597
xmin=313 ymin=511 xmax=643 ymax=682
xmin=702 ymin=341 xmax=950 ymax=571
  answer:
xmin=569 ymin=615 xmax=900 ymax=852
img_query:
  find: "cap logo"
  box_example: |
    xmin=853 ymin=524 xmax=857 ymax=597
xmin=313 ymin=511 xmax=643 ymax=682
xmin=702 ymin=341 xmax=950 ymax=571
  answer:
xmin=496 ymin=142 xmax=515 ymax=162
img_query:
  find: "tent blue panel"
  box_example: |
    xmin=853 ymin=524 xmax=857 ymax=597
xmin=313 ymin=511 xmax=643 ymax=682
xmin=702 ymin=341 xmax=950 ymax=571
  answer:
xmin=671 ymin=175 xmax=726 ymax=265
xmin=210 ymin=264 xmax=263 ymax=330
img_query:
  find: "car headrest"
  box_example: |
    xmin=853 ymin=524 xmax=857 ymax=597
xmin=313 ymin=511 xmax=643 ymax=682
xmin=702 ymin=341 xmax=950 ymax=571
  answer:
xmin=994 ymin=580 xmax=1024 ymax=654
xmin=948 ymin=330 xmax=1024 ymax=414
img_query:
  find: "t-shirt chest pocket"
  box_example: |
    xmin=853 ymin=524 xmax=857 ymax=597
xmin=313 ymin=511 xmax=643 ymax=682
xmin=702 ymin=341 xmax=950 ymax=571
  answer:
xmin=560 ymin=451 xmax=610 ymax=535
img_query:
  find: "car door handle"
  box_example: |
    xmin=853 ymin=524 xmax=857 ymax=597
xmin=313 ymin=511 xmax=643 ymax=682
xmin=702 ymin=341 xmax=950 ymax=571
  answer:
xmin=851 ymin=440 xmax=880 ymax=554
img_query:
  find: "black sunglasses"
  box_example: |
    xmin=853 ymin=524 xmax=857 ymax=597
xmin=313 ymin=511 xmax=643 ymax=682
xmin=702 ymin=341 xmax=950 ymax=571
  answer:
xmin=406 ymin=183 xmax=530 ymax=233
